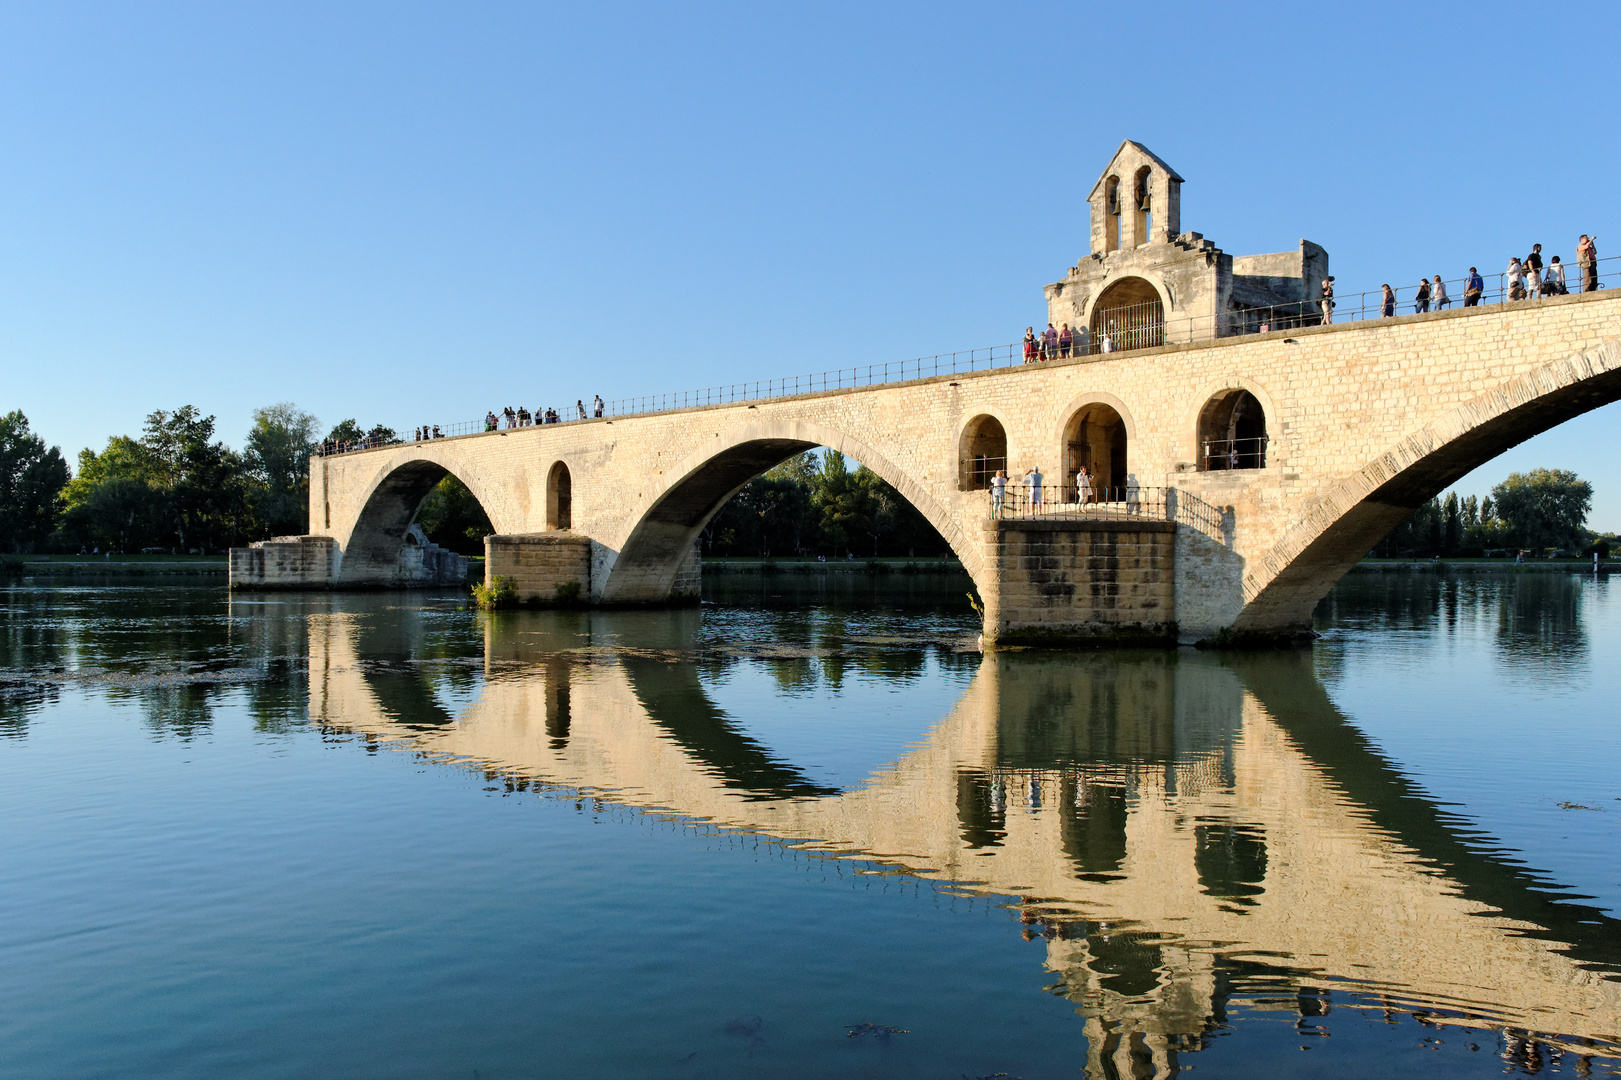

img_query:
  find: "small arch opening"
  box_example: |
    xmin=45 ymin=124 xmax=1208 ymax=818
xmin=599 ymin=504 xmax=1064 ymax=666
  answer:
xmin=1090 ymin=276 xmax=1164 ymax=352
xmin=547 ymin=461 xmax=573 ymax=529
xmin=959 ymin=415 xmax=1008 ymax=491
xmin=1198 ymin=390 xmax=1269 ymax=470
xmin=1103 ymin=176 xmax=1121 ymax=252
xmin=1063 ymin=403 xmax=1128 ymax=499
xmin=1133 ymin=165 xmax=1152 ymax=246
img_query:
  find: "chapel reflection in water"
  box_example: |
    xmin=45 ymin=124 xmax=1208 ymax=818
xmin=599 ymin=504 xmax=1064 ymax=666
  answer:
xmin=300 ymin=607 xmax=1621 ymax=1079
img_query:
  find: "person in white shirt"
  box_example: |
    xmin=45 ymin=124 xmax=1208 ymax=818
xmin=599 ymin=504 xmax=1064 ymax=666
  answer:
xmin=1100 ymin=334 xmax=1115 ymax=353
xmin=1075 ymin=465 xmax=1092 ymax=504
xmin=1506 ymin=257 xmax=1526 ymax=301
xmin=1432 ymin=275 xmax=1450 ymax=310
xmin=1542 ymin=256 xmax=1568 ymax=296
xmin=1024 ymin=466 xmax=1044 ymax=509
xmin=990 ymin=469 xmax=1007 ymax=517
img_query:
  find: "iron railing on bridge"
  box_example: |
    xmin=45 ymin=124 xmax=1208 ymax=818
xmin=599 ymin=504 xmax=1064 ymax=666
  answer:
xmin=312 ymin=254 xmax=1620 ymax=457
xmin=988 ymin=484 xmax=1230 ymax=544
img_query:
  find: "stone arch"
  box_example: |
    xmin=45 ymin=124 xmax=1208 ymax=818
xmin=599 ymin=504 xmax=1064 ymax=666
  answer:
xmin=1234 ymin=339 xmax=1621 ymax=635
xmin=1058 ymin=395 xmax=1133 ymax=498
xmin=600 ymin=420 xmax=981 ymax=604
xmin=1103 ymin=175 xmax=1121 ymax=251
xmin=1132 ymin=164 xmax=1153 ymax=247
xmin=1054 ymin=392 xmax=1137 ymax=499
xmin=1184 ymin=377 xmax=1280 ymax=468
xmin=958 ymin=413 xmax=1010 ymax=491
xmin=1197 ymin=390 xmax=1269 ymax=471
xmin=1087 ymin=276 xmax=1167 ymax=352
xmin=338 ymin=453 xmax=503 ymax=585
xmin=545 ymin=460 xmax=572 ymax=530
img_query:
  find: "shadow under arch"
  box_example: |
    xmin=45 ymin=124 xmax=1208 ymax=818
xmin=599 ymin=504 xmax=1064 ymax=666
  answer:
xmin=599 ymin=420 xmax=982 ymax=603
xmin=339 ymin=457 xmax=501 ymax=584
xmin=1237 ymin=339 xmax=1621 ymax=631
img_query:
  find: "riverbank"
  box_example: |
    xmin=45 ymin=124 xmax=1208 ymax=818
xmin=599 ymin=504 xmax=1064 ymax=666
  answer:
xmin=3 ymin=555 xmax=228 ymax=577
xmin=1352 ymin=558 xmax=1616 ymax=573
xmin=702 ymin=557 xmax=967 ymax=575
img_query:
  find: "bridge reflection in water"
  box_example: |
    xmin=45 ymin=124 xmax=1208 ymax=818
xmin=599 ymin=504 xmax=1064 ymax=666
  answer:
xmin=301 ymin=607 xmax=1621 ymax=1078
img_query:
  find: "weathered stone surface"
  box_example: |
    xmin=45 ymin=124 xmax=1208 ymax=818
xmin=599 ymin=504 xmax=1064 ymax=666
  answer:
xmin=485 ymin=533 xmax=591 ymax=605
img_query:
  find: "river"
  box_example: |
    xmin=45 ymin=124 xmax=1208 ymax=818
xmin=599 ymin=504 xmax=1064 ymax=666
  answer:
xmin=1 ymin=570 xmax=1617 ymax=1078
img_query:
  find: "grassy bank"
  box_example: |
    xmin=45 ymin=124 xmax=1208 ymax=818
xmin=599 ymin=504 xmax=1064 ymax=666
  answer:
xmin=1354 ymin=558 xmax=1616 ymax=573
xmin=703 ymin=556 xmax=966 ymax=575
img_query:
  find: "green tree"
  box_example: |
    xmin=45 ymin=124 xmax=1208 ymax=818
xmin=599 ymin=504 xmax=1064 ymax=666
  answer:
xmin=0 ymin=410 xmax=70 ymax=552
xmin=60 ymin=436 xmax=163 ymax=552
xmin=141 ymin=407 xmax=252 ymax=551
xmin=414 ymin=475 xmax=494 ymax=555
xmin=244 ymin=403 xmax=319 ymax=538
xmin=326 ymin=419 xmax=400 ymax=448
xmin=1491 ymin=469 xmax=1592 ymax=552
xmin=1441 ymin=491 xmax=1462 ymax=555
xmin=812 ymin=452 xmax=876 ymax=556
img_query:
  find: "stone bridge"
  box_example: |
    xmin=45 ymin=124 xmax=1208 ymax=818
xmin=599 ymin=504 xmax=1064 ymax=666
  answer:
xmin=291 ymin=605 xmax=1621 ymax=1077
xmin=230 ymin=142 xmax=1621 ymax=645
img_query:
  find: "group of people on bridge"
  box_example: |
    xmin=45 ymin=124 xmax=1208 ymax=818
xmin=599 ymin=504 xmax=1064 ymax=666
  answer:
xmin=1022 ymin=323 xmax=1113 ymax=363
xmin=479 ymin=395 xmax=606 ymax=432
xmin=1340 ymin=234 xmax=1601 ymax=323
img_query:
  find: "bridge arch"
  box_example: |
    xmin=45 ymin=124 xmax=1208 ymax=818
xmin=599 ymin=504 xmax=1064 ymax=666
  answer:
xmin=545 ymin=460 xmax=572 ymax=530
xmin=338 ymin=453 xmax=506 ymax=584
xmin=1184 ymin=377 xmax=1280 ymax=470
xmin=1055 ymin=392 xmax=1136 ymax=498
xmin=958 ymin=412 xmax=1011 ymax=491
xmin=1236 ymin=338 xmax=1621 ymax=634
xmin=600 ymin=419 xmax=982 ymax=604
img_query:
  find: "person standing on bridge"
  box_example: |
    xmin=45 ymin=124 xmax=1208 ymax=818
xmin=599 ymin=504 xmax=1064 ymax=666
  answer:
xmin=593 ymin=395 xmax=604 ymax=418
xmin=1380 ymin=284 xmax=1395 ymax=318
xmin=1432 ymin=275 xmax=1450 ymax=309
xmin=1041 ymin=323 xmax=1058 ymax=360
xmin=991 ymin=468 xmax=1007 ymax=517
xmin=1526 ymin=244 xmax=1544 ymax=295
xmin=576 ymin=400 xmax=586 ymax=420
xmin=1075 ymin=464 xmax=1092 ymax=504
xmin=1415 ymin=278 xmax=1431 ymax=314
xmin=1320 ymin=277 xmax=1335 ymax=324
xmin=1544 ymin=256 xmax=1567 ymax=296
xmin=1024 ymin=465 xmax=1044 ymax=510
xmin=1578 ymin=235 xmax=1599 ymax=292
xmin=1464 ymin=267 xmax=1484 ymax=306
xmin=1058 ymin=323 xmax=1074 ymax=358
xmin=1022 ymin=327 xmax=1038 ymax=363
xmin=1506 ymin=257 xmax=1527 ymax=302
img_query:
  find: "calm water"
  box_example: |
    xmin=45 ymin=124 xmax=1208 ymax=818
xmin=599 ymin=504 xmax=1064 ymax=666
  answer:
xmin=2 ymin=569 xmax=1619 ymax=1079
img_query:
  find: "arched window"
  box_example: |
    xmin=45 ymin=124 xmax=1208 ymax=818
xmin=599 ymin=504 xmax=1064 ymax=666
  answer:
xmin=1103 ymin=176 xmax=1121 ymax=252
xmin=1198 ymin=390 xmax=1268 ymax=470
xmin=1063 ymin=403 xmax=1128 ymax=500
xmin=546 ymin=461 xmax=573 ymax=529
xmin=958 ymin=415 xmax=1007 ymax=491
xmin=1133 ymin=166 xmax=1153 ymax=246
xmin=1089 ymin=277 xmax=1164 ymax=352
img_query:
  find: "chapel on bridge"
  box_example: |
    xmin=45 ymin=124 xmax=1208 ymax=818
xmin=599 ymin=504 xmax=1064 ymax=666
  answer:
xmin=1044 ymin=140 xmax=1329 ymax=350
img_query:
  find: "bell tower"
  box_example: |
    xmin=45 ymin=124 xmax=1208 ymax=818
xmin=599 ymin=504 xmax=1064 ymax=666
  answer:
xmin=1088 ymin=141 xmax=1183 ymax=252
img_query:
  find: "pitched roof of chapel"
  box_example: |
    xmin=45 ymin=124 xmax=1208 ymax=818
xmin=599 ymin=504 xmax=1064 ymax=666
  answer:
xmin=1087 ymin=140 xmax=1185 ymax=200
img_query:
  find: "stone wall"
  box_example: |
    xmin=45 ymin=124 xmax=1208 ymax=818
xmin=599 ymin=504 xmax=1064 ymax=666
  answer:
xmin=983 ymin=519 xmax=1176 ymax=646
xmin=229 ymin=535 xmax=341 ymax=589
xmin=485 ymin=533 xmax=591 ymax=604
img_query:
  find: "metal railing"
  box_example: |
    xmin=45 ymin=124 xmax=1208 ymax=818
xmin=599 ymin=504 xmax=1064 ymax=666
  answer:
xmin=312 ymin=253 xmax=1621 ymax=457
xmin=988 ymin=484 xmax=1230 ymax=543
xmin=961 ymin=456 xmax=1008 ymax=490
xmin=1201 ymin=436 xmax=1269 ymax=471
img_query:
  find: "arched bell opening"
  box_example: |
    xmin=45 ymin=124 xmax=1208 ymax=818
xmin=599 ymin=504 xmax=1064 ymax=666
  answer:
xmin=1198 ymin=390 xmax=1269 ymax=471
xmin=546 ymin=461 xmax=573 ymax=530
xmin=1063 ymin=403 xmax=1128 ymax=500
xmin=1089 ymin=276 xmax=1164 ymax=352
xmin=958 ymin=415 xmax=1008 ymax=491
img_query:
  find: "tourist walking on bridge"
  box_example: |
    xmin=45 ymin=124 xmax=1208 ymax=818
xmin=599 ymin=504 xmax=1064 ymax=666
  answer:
xmin=1414 ymin=278 xmax=1431 ymax=314
xmin=1074 ymin=464 xmax=1092 ymax=504
xmin=1432 ymin=275 xmax=1450 ymax=309
xmin=1464 ymin=267 xmax=1484 ymax=306
xmin=1380 ymin=284 xmax=1395 ymax=318
xmin=1578 ymin=235 xmax=1598 ymax=292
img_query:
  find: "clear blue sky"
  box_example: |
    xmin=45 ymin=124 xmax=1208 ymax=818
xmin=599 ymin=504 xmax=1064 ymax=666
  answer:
xmin=3 ymin=3 xmax=1617 ymax=527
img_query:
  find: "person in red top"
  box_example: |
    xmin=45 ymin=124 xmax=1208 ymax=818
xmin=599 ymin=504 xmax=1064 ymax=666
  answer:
xmin=1022 ymin=327 xmax=1038 ymax=363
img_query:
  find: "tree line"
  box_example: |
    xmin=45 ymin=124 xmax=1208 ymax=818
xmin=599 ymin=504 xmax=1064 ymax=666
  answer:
xmin=1372 ymin=469 xmax=1608 ymax=558
xmin=702 ymin=451 xmax=951 ymax=558
xmin=0 ymin=404 xmax=408 ymax=554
